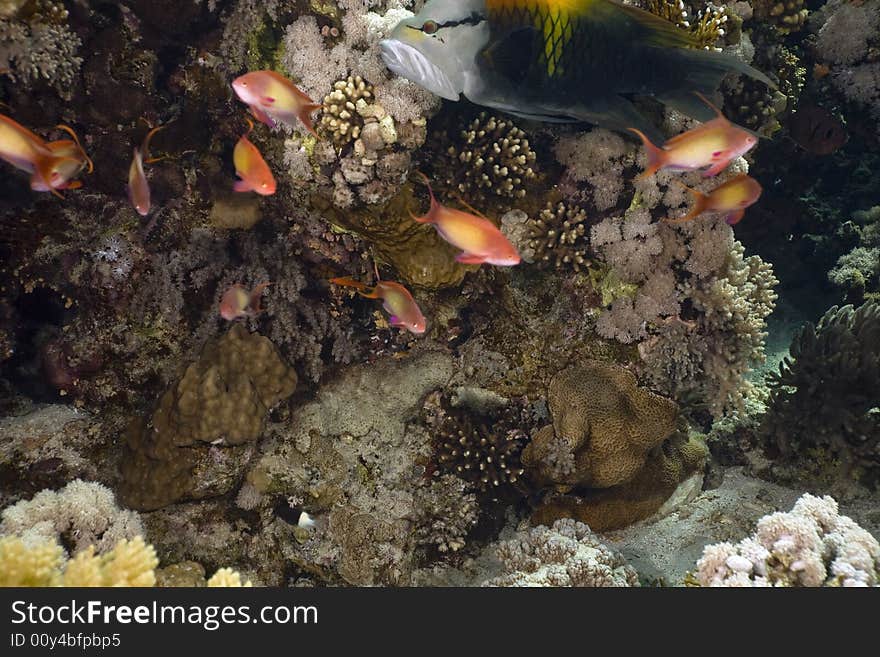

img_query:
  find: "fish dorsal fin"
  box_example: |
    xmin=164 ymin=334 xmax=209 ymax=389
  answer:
xmin=453 ymin=193 xmax=492 ymax=223
xmin=486 ymin=0 xmax=702 ymax=49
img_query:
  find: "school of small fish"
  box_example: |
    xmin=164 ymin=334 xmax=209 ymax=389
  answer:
xmin=0 ymin=2 xmax=782 ymax=336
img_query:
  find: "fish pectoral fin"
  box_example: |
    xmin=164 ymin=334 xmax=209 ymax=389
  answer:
xmin=702 ymin=160 xmax=730 ymax=177
xmin=250 ymin=105 xmax=276 ymax=129
xmin=455 ymin=253 xmax=487 ymax=265
xmin=573 ymin=97 xmax=665 ymax=145
xmin=233 ymin=179 xmax=252 ymax=192
xmin=388 ymin=315 xmax=401 ymax=326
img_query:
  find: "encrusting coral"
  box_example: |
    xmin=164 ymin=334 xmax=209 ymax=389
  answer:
xmin=0 ymin=535 xmax=252 ymax=587
xmin=120 ymin=324 xmax=297 ymax=511
xmin=695 ymin=494 xmax=880 ymax=586
xmin=481 ymin=519 xmax=639 ymax=587
xmin=762 ymin=301 xmax=880 ymax=485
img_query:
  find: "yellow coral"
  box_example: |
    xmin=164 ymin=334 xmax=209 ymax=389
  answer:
xmin=207 ymin=567 xmax=253 ymax=587
xmin=0 ymin=536 xmax=63 ymax=586
xmin=0 ymin=535 xmax=251 ymax=588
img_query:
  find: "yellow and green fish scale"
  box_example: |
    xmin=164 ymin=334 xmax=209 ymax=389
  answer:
xmin=487 ymin=0 xmax=586 ymax=78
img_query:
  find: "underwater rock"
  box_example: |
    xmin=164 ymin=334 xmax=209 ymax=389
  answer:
xmin=119 ymin=325 xmax=297 ymax=511
xmin=246 ymin=350 xmax=454 ymax=585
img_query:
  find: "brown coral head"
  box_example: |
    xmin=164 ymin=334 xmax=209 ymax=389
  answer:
xmin=523 ymin=361 xmax=678 ymax=490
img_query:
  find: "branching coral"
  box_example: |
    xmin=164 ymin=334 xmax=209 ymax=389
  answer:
xmin=695 ymin=494 xmax=880 ymax=586
xmin=762 ymin=302 xmax=880 ymax=482
xmin=526 ymin=201 xmax=592 ymax=272
xmin=0 ymin=535 xmax=253 ymax=587
xmin=481 ymin=519 xmax=639 ymax=587
xmin=0 ymin=480 xmax=142 ymax=555
xmin=412 ymin=475 xmax=478 ymax=554
xmin=752 ymin=0 xmax=809 ymax=34
xmin=0 ymin=2 xmax=81 ymax=98
xmin=424 ymin=392 xmax=532 ymax=493
xmin=429 ymin=112 xmax=538 ymax=203
xmin=642 ymin=0 xmax=729 ymax=50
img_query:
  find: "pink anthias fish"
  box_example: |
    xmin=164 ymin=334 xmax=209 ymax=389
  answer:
xmin=233 ymin=119 xmax=276 ymax=195
xmin=667 ymin=174 xmax=763 ymax=226
xmin=330 ymin=276 xmax=427 ymax=335
xmin=409 ymin=174 xmax=521 ymax=266
xmin=127 ymin=125 xmax=164 ymax=216
xmin=0 ymin=114 xmax=92 ymax=197
xmin=630 ymin=93 xmax=758 ymax=178
xmin=219 ymin=282 xmax=272 ymax=320
xmin=231 ymin=70 xmax=321 ymax=136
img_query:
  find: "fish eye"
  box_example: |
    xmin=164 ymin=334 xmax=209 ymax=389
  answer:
xmin=422 ymin=20 xmax=439 ymax=34
xmin=261 ymin=183 xmax=267 ymax=188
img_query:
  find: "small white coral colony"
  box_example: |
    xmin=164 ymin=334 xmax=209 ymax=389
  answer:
xmin=696 ymin=494 xmax=880 ymax=587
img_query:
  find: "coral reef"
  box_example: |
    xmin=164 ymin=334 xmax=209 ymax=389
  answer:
xmin=752 ymin=0 xmax=808 ymax=35
xmin=424 ymin=391 xmax=532 ymax=493
xmin=0 ymin=480 xmax=142 ymax=555
xmin=0 ymin=534 xmax=252 ymax=587
xmin=526 ymin=201 xmax=592 ymax=272
xmin=523 ymin=361 xmax=679 ymax=490
xmin=482 ymin=519 xmax=639 ymax=587
xmin=695 ymin=494 xmax=880 ymax=586
xmin=428 ymin=111 xmax=538 ymax=204
xmin=120 ymin=324 xmax=297 ymax=511
xmin=762 ymin=302 xmax=880 ymax=485
xmin=412 ymin=475 xmax=479 ymax=554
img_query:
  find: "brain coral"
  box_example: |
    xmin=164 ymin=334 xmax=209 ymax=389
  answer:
xmin=120 ymin=325 xmax=297 ymax=510
xmin=522 ymin=361 xmax=678 ymax=490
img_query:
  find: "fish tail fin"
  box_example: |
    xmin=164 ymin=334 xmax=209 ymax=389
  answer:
xmin=665 ymin=182 xmax=707 ymax=223
xmin=411 ymin=171 xmax=440 ymax=223
xmin=54 ymin=124 xmax=93 ymax=173
xmin=233 ymin=178 xmax=252 ymax=193
xmin=629 ymin=128 xmax=665 ymax=179
xmin=330 ymin=277 xmax=379 ymax=298
xmin=141 ymin=125 xmax=165 ymax=162
xmin=249 ymin=281 xmax=272 ymax=314
xmin=299 ymin=104 xmax=322 ymax=138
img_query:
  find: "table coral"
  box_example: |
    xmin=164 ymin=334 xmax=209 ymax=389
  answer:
xmin=120 ymin=325 xmax=297 ymax=510
xmin=695 ymin=493 xmax=880 ymax=586
xmin=481 ymin=519 xmax=639 ymax=587
xmin=523 ymin=361 xmax=679 ymax=491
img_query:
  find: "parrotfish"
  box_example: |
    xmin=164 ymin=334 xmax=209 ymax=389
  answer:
xmin=380 ymin=0 xmax=775 ymax=142
xmin=231 ymin=70 xmax=321 ymax=136
xmin=667 ymin=174 xmax=762 ymax=225
xmin=410 ymin=174 xmax=520 ymax=266
xmin=233 ymin=119 xmax=277 ymax=195
xmin=630 ymin=93 xmax=757 ymax=178
xmin=127 ymin=126 xmax=164 ymax=216
xmin=330 ymin=277 xmax=427 ymax=335
xmin=219 ymin=282 xmax=272 ymax=321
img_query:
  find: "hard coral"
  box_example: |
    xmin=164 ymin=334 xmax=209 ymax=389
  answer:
xmin=429 ymin=112 xmax=538 ymax=203
xmin=696 ymin=494 xmax=880 ymax=586
xmin=522 ymin=361 xmax=679 ymax=490
xmin=526 ymin=201 xmax=592 ymax=273
xmin=424 ymin=391 xmax=532 ymax=493
xmin=481 ymin=519 xmax=639 ymax=587
xmin=120 ymin=325 xmax=297 ymax=511
xmin=752 ymin=0 xmax=808 ymax=34
xmin=762 ymin=302 xmax=880 ymax=484
xmin=412 ymin=475 xmax=478 ymax=554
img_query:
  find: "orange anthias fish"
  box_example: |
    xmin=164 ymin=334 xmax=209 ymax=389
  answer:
xmin=330 ymin=276 xmax=427 ymax=335
xmin=1 ymin=115 xmax=91 ymax=196
xmin=219 ymin=282 xmax=271 ymax=320
xmin=233 ymin=119 xmax=276 ymax=195
xmin=127 ymin=125 xmax=164 ymax=216
xmin=232 ymin=70 xmax=321 ymax=136
xmin=667 ymin=174 xmax=763 ymax=225
xmin=410 ymin=174 xmax=520 ymax=266
xmin=630 ymin=93 xmax=758 ymax=179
